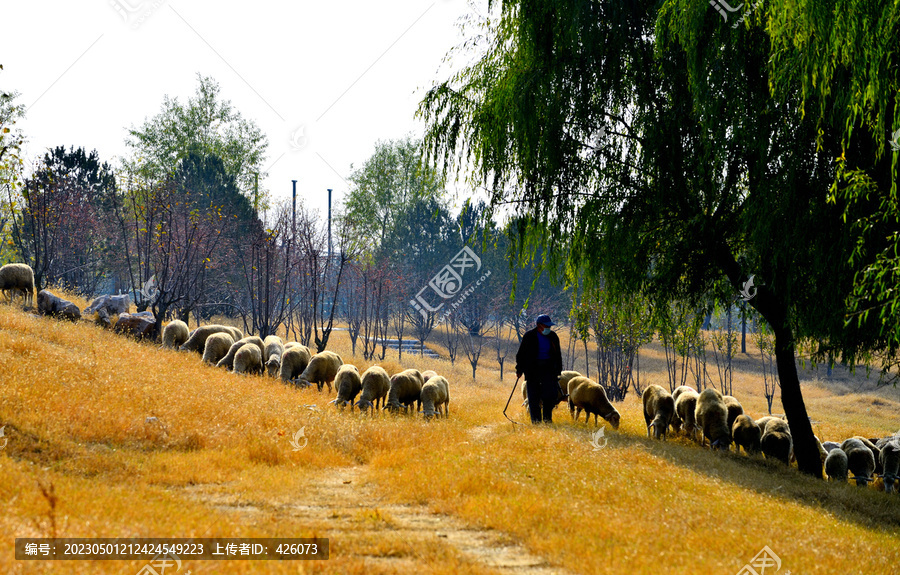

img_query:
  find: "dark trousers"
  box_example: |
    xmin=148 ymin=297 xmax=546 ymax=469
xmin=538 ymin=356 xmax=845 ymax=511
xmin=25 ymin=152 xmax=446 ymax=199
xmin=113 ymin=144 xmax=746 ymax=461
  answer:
xmin=526 ymin=362 xmax=559 ymax=424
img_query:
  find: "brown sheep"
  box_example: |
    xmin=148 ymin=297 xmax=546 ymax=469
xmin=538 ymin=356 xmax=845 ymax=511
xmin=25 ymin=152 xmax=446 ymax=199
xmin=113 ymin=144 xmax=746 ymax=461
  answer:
xmin=385 ymin=369 xmax=424 ymax=414
xmin=695 ymin=388 xmax=731 ymax=450
xmin=675 ymin=389 xmax=700 ymax=440
xmin=841 ymin=438 xmax=876 ymax=486
xmin=642 ymin=385 xmax=675 ymax=440
xmin=567 ymin=376 xmax=620 ymax=429
xmin=670 ymin=385 xmax=696 ymax=432
xmin=761 ymin=419 xmax=793 ymax=464
xmin=723 ymin=395 xmax=744 ymax=433
xmin=732 ymin=414 xmax=761 ymax=455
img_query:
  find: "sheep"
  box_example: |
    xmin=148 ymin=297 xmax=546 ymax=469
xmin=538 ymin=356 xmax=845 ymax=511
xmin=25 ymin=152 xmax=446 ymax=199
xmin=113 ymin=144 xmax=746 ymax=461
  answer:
xmin=0 ymin=263 xmax=35 ymax=308
xmin=675 ymin=389 xmax=700 ymax=440
xmin=216 ymin=336 xmax=265 ymax=371
xmin=760 ymin=418 xmax=793 ymax=464
xmin=421 ymin=369 xmax=438 ymax=383
xmin=233 ymin=343 xmax=263 ymax=375
xmin=567 ymin=376 xmax=620 ymax=429
xmin=642 ymin=385 xmax=675 ymax=440
xmin=878 ymin=439 xmax=900 ymax=494
xmin=670 ymin=385 xmax=696 ymax=432
xmin=296 ymin=350 xmax=344 ymax=393
xmin=732 ymin=414 xmax=761 ymax=455
xmin=825 ymin=448 xmax=849 ymax=483
xmin=695 ymin=388 xmax=732 ymax=450
xmin=355 ymin=366 xmax=391 ymax=413
xmin=385 ymin=369 xmax=424 ymax=414
xmin=201 ymin=332 xmax=234 ymax=365
xmin=279 ymin=345 xmax=312 ymax=384
xmin=180 ymin=325 xmax=240 ymax=354
xmin=263 ymin=335 xmax=285 ymax=378
xmin=841 ymin=438 xmax=876 ymax=487
xmin=723 ymin=395 xmax=744 ymax=432
xmin=421 ymin=375 xmax=450 ymax=420
xmin=852 ymin=436 xmax=883 ymax=475
xmin=330 ymin=364 xmax=363 ymax=410
xmin=162 ymin=320 xmax=189 ymax=349
xmin=822 ymin=441 xmax=842 ymax=453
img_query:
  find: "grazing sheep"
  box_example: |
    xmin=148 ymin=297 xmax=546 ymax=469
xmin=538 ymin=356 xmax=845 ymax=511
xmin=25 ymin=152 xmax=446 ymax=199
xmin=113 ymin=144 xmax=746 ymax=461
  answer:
xmin=0 ymin=263 xmax=35 ymax=308
xmin=279 ymin=345 xmax=312 ymax=384
xmin=670 ymin=386 xmax=696 ymax=432
xmin=421 ymin=369 xmax=438 ymax=383
xmin=878 ymin=439 xmax=900 ymax=494
xmin=216 ymin=336 xmax=265 ymax=371
xmin=852 ymin=436 xmax=883 ymax=475
xmin=355 ymin=366 xmax=391 ymax=413
xmin=330 ymin=364 xmax=363 ymax=410
xmin=296 ymin=351 xmax=344 ymax=393
xmin=567 ymin=376 xmax=620 ymax=429
xmin=421 ymin=375 xmax=450 ymax=420
xmin=233 ymin=343 xmax=264 ymax=375
xmin=385 ymin=369 xmax=425 ymax=414
xmin=732 ymin=414 xmax=762 ymax=455
xmin=695 ymin=388 xmax=732 ymax=450
xmin=180 ymin=325 xmax=240 ymax=354
xmin=642 ymin=385 xmax=675 ymax=440
xmin=202 ymin=332 xmax=234 ymax=365
xmin=841 ymin=438 xmax=876 ymax=486
xmin=823 ymin=441 xmax=842 ymax=453
xmin=723 ymin=395 xmax=744 ymax=432
xmin=263 ymin=335 xmax=285 ymax=378
xmin=825 ymin=448 xmax=849 ymax=483
xmin=675 ymin=389 xmax=700 ymax=440
xmin=761 ymin=419 xmax=793 ymax=464
xmin=162 ymin=320 xmax=189 ymax=349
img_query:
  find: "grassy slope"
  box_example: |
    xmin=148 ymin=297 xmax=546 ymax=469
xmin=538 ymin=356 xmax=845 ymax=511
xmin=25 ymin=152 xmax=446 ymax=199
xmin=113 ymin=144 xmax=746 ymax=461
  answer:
xmin=1 ymin=302 xmax=899 ymax=574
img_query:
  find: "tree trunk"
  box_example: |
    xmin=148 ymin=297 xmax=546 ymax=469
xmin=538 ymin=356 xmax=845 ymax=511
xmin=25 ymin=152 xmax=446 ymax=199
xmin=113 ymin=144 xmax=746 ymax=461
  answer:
xmin=772 ymin=323 xmax=822 ymax=478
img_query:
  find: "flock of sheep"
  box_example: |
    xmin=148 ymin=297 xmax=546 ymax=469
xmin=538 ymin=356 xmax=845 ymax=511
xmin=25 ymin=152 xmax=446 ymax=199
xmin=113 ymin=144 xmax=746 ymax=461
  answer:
xmin=530 ymin=370 xmax=900 ymax=491
xmin=164 ymin=320 xmax=450 ymax=419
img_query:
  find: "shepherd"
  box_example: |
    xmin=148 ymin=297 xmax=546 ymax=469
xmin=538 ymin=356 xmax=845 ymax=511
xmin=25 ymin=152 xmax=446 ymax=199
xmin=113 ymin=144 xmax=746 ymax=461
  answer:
xmin=515 ymin=314 xmax=564 ymax=424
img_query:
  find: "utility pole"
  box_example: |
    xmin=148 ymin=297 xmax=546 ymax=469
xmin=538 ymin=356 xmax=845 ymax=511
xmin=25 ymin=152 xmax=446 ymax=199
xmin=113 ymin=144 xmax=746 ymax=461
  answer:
xmin=291 ymin=180 xmax=297 ymax=241
xmin=327 ymin=188 xmax=333 ymax=260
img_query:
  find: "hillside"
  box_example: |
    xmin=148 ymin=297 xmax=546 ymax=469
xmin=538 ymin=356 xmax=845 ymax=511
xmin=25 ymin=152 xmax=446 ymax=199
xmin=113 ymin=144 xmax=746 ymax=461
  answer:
xmin=1 ymin=302 xmax=899 ymax=574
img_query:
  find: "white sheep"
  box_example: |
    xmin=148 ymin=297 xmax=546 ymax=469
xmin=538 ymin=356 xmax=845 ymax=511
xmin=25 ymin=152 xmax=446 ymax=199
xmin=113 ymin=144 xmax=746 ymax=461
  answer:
xmin=385 ymin=369 xmax=424 ymax=414
xmin=841 ymin=438 xmax=876 ymax=486
xmin=732 ymin=414 xmax=761 ymax=455
xmin=296 ymin=350 xmax=343 ymax=393
xmin=331 ymin=364 xmax=362 ymax=410
xmin=233 ymin=343 xmax=263 ymax=375
xmin=421 ymin=375 xmax=450 ymax=420
xmin=675 ymin=389 xmax=700 ymax=440
xmin=180 ymin=325 xmax=240 ymax=354
xmin=216 ymin=336 xmax=265 ymax=371
xmin=356 ymin=366 xmax=391 ymax=413
xmin=421 ymin=369 xmax=438 ymax=383
xmin=642 ymin=384 xmax=675 ymax=440
xmin=825 ymin=448 xmax=849 ymax=483
xmin=279 ymin=345 xmax=312 ymax=385
xmin=0 ymin=263 xmax=35 ymax=308
xmin=670 ymin=385 xmax=696 ymax=432
xmin=263 ymin=335 xmax=285 ymax=377
xmin=202 ymin=332 xmax=235 ymax=365
xmin=695 ymin=388 xmax=731 ymax=450
xmin=162 ymin=320 xmax=189 ymax=349
xmin=567 ymin=376 xmax=620 ymax=428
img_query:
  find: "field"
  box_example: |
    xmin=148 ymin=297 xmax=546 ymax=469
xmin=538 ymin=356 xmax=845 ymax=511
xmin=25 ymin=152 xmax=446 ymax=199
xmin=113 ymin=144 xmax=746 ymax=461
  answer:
xmin=1 ymin=297 xmax=899 ymax=574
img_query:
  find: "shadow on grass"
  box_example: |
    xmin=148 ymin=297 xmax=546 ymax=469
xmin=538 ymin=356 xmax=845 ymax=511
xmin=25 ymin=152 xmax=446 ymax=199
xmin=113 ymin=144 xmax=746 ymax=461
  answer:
xmin=575 ymin=427 xmax=900 ymax=533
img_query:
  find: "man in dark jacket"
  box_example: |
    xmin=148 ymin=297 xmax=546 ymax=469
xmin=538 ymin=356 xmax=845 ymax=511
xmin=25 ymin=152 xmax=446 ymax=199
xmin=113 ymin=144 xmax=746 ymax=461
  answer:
xmin=515 ymin=314 xmax=564 ymax=424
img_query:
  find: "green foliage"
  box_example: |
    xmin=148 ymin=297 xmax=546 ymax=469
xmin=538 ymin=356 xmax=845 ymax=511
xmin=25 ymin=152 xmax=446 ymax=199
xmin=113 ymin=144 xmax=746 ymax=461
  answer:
xmin=125 ymin=74 xmax=269 ymax=204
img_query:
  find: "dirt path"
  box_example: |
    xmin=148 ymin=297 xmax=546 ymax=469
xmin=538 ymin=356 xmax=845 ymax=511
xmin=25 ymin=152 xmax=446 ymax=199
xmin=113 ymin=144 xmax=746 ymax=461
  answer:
xmin=184 ymin=464 xmax=569 ymax=574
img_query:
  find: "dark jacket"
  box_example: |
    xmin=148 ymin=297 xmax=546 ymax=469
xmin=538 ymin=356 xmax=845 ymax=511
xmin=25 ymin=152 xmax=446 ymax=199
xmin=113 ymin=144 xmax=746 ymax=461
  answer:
xmin=515 ymin=327 xmax=563 ymax=383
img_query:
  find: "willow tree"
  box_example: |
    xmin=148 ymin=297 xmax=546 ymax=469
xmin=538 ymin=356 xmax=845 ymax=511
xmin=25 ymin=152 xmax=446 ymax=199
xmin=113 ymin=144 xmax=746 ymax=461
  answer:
xmin=418 ymin=0 xmax=896 ymax=477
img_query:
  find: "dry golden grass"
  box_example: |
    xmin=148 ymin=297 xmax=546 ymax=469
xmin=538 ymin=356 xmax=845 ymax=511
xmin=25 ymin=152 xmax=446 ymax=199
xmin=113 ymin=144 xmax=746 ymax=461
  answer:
xmin=1 ymin=296 xmax=899 ymax=574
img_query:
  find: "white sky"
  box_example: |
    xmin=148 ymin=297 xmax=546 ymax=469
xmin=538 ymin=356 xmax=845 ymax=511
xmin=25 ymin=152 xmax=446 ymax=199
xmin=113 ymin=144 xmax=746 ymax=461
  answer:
xmin=1 ymin=0 xmax=476 ymax=219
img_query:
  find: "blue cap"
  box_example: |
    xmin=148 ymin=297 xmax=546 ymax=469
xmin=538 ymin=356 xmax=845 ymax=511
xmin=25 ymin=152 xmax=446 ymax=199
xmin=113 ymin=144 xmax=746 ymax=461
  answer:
xmin=536 ymin=314 xmax=554 ymax=326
